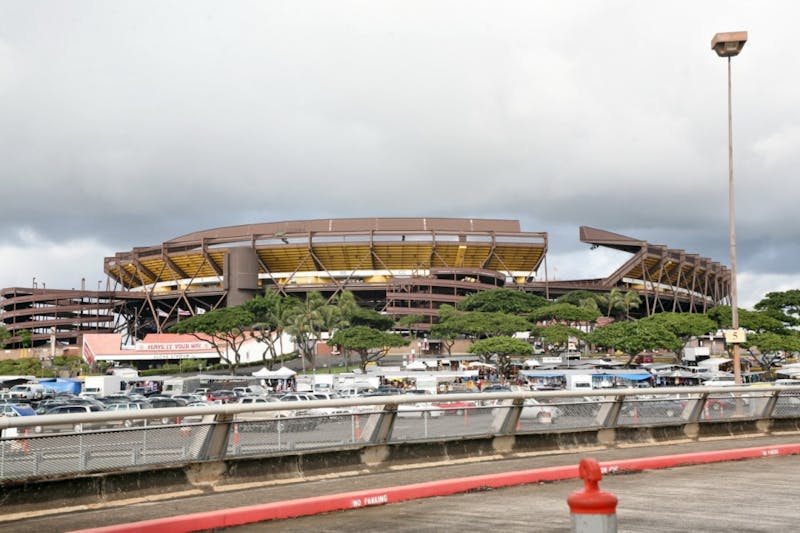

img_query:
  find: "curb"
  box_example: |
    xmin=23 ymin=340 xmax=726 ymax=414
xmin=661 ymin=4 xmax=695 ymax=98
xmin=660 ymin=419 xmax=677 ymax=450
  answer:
xmin=69 ymin=442 xmax=800 ymax=533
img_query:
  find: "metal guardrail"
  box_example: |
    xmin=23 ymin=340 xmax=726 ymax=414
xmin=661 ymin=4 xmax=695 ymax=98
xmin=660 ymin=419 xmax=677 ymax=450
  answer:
xmin=1 ymin=385 xmax=798 ymax=482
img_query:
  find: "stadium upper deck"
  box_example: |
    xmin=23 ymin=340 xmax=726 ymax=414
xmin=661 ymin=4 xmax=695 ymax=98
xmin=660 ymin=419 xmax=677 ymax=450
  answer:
xmin=104 ymin=218 xmax=547 ymax=292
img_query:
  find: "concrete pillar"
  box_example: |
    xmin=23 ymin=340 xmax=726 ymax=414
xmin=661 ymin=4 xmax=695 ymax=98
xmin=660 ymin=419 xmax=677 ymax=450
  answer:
xmin=224 ymin=247 xmax=260 ymax=306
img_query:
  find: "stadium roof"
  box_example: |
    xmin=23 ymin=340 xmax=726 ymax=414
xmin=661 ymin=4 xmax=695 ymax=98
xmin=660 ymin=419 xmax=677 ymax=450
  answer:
xmin=104 ymin=218 xmax=548 ymax=289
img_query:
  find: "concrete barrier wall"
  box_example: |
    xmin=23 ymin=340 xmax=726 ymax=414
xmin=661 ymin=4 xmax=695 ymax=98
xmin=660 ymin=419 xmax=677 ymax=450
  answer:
xmin=1 ymin=417 xmax=789 ymax=516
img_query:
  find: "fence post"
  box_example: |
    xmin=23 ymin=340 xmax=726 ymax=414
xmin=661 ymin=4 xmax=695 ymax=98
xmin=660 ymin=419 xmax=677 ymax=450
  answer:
xmin=567 ymin=457 xmax=618 ymax=533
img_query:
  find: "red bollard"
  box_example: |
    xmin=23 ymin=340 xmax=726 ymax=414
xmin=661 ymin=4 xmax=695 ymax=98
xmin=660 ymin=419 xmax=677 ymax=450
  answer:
xmin=567 ymin=458 xmax=618 ymax=533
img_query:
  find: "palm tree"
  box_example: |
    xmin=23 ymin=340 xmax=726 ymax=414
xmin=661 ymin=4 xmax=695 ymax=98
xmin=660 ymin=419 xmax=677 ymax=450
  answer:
xmin=333 ymin=290 xmax=360 ymax=328
xmin=579 ymin=297 xmax=601 ymax=314
xmin=245 ymin=289 xmax=301 ymax=369
xmin=604 ymin=289 xmax=626 ymax=318
xmin=285 ymin=292 xmax=326 ymax=372
xmin=622 ymin=290 xmax=642 ymax=321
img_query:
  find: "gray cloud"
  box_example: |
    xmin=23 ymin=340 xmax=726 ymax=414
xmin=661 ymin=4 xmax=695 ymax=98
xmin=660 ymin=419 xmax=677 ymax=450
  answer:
xmin=1 ymin=1 xmax=798 ymax=308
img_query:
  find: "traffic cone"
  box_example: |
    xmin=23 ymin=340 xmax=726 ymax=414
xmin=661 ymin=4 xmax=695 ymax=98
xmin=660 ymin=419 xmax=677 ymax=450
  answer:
xmin=354 ymin=415 xmax=361 ymax=440
xmin=567 ymin=457 xmax=618 ymax=533
xmin=233 ymin=423 xmax=240 ymax=446
xmin=22 ymin=428 xmax=30 ymax=454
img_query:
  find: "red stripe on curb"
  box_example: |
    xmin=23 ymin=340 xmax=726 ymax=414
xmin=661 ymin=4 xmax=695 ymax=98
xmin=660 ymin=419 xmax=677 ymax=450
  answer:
xmin=68 ymin=443 xmax=800 ymax=533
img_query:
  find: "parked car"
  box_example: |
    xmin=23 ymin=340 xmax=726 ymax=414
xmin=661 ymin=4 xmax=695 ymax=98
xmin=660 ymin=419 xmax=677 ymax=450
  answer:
xmin=3 ymin=403 xmax=37 ymax=418
xmin=237 ymin=396 xmax=279 ymax=405
xmin=34 ymin=399 xmax=73 ymax=414
xmin=148 ymin=397 xmax=188 ymax=409
xmin=0 ymin=403 xmax=37 ymax=442
xmin=33 ymin=404 xmax=108 ymax=433
xmin=172 ymin=394 xmax=206 ymax=404
xmin=431 ymin=392 xmax=478 ymax=415
xmin=481 ymin=384 xmax=513 ymax=393
xmin=105 ymin=402 xmax=150 ymax=427
xmin=208 ymin=390 xmax=238 ymax=404
xmin=233 ymin=386 xmax=263 ymax=397
xmin=2 ymin=384 xmax=51 ymax=401
xmin=396 ymin=403 xmax=443 ymax=418
xmin=490 ymin=399 xmax=562 ymax=424
xmin=96 ymin=394 xmax=134 ymax=405
xmin=236 ymin=396 xmax=317 ymax=432
xmin=519 ymin=399 xmax=563 ymax=423
xmin=621 ymin=397 xmax=686 ymax=419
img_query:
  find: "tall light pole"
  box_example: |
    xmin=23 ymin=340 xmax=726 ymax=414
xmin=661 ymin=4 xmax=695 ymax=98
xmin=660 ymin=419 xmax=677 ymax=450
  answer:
xmin=711 ymin=31 xmax=747 ymax=384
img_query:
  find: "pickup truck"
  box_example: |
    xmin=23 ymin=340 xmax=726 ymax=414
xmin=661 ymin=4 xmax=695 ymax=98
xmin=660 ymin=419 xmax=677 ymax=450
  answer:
xmin=1 ymin=384 xmax=51 ymax=401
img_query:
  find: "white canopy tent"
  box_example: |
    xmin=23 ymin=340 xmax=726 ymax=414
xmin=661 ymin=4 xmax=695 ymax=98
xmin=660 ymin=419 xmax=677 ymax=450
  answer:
xmin=251 ymin=366 xmax=297 ymax=378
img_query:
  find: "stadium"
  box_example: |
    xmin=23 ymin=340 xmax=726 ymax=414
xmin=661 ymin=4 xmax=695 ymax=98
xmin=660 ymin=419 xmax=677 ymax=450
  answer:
xmin=0 ymin=218 xmax=731 ymax=350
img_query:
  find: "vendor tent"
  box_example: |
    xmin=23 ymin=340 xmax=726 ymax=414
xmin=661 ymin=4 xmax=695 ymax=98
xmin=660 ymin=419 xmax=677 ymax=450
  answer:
xmin=252 ymin=366 xmax=297 ymax=378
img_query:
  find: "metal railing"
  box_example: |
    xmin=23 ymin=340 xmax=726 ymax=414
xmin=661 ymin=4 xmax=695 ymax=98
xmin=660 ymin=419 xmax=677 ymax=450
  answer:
xmin=1 ymin=385 xmax=798 ymax=482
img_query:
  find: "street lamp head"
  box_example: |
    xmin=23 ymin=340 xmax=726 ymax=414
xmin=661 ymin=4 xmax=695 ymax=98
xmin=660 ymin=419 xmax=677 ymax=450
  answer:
xmin=711 ymin=31 xmax=747 ymax=57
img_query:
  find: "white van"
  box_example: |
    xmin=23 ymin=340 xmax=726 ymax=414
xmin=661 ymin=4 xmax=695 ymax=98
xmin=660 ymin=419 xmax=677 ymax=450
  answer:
xmin=702 ymin=375 xmax=737 ymax=387
xmin=774 ymin=379 xmax=800 ymax=387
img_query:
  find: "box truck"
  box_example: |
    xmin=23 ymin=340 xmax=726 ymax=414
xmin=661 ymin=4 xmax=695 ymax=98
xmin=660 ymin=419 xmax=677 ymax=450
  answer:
xmin=82 ymin=375 xmax=124 ymax=397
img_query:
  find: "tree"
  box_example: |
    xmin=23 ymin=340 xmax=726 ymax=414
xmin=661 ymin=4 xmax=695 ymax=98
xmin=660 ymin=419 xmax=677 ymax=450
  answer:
xmin=528 ymin=303 xmax=601 ymax=325
xmin=329 ymin=326 xmax=408 ymax=372
xmin=348 ymin=307 xmax=394 ymax=330
xmin=285 ymin=292 xmax=327 ymax=372
xmin=243 ymin=290 xmax=299 ymax=369
xmin=586 ymin=320 xmax=681 ymax=366
xmin=333 ymin=290 xmax=361 ymax=328
xmin=468 ymin=336 xmax=533 ymax=378
xmin=641 ymin=312 xmax=717 ymax=359
xmin=429 ymin=305 xmax=460 ymax=356
xmin=754 ymin=290 xmax=800 ymax=327
xmin=170 ymin=307 xmax=255 ymax=374
xmin=622 ymin=290 xmax=642 ymax=320
xmin=18 ymin=329 xmax=32 ymax=348
xmin=744 ymin=331 xmax=800 ymax=376
xmin=556 ymin=290 xmax=606 ymax=308
xmin=578 ymin=297 xmax=601 ymax=315
xmin=457 ymin=288 xmax=547 ymax=314
xmin=599 ymin=289 xmax=641 ymax=320
xmin=0 ymin=325 xmax=10 ymax=348
xmin=457 ymin=311 xmax=531 ymax=339
xmin=395 ymin=314 xmax=426 ymax=338
xmin=708 ymin=306 xmax=786 ymax=334
xmin=530 ymin=324 xmax=585 ymax=353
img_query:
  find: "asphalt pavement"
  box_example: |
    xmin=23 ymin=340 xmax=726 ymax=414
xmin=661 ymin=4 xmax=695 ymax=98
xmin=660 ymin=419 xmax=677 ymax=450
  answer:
xmin=3 ymin=433 xmax=799 ymax=533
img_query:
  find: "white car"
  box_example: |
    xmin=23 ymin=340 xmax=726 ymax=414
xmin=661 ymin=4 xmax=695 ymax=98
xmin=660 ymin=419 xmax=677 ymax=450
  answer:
xmin=396 ymin=403 xmax=443 ymax=418
xmin=519 ymin=399 xmax=562 ymax=422
xmin=491 ymin=399 xmax=562 ymax=423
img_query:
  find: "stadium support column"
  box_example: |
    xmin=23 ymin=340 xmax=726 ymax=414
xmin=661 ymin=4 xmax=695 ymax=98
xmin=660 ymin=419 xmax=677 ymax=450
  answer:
xmin=225 ymin=247 xmax=260 ymax=306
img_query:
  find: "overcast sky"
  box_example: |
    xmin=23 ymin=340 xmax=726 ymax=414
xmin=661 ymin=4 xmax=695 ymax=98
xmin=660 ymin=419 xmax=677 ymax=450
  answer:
xmin=1 ymin=1 xmax=798 ymax=309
